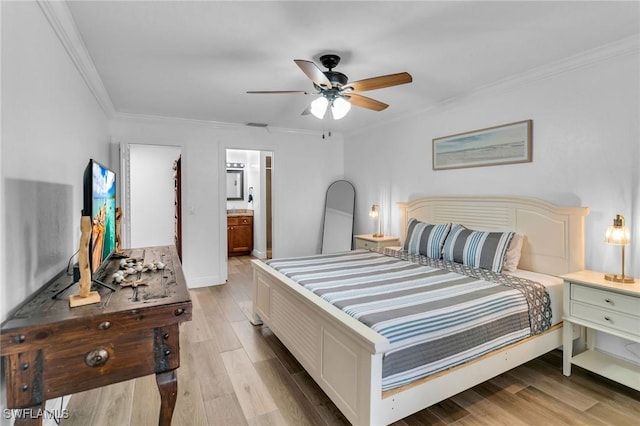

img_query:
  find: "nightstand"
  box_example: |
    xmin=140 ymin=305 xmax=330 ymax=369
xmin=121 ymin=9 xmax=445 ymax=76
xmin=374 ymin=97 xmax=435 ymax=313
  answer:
xmin=561 ymin=270 xmax=640 ymax=390
xmin=354 ymin=234 xmax=400 ymax=250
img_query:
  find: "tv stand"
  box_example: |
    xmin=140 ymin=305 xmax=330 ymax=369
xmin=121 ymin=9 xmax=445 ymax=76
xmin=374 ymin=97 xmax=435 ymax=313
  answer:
xmin=1 ymin=245 xmax=192 ymax=426
xmin=91 ymin=278 xmax=117 ymax=292
xmin=51 ymin=276 xmax=116 ymax=300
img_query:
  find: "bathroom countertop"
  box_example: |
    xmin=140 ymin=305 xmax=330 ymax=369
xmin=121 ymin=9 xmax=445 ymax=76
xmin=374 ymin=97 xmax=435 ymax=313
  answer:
xmin=227 ymin=209 xmax=254 ymax=217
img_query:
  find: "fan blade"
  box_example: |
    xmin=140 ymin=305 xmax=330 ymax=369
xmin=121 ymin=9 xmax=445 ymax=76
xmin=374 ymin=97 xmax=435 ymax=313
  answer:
xmin=247 ymin=90 xmax=310 ymax=94
xmin=294 ymin=59 xmax=332 ymax=89
xmin=301 ymin=104 xmax=312 ymax=116
xmin=344 ymin=72 xmax=412 ymax=92
xmin=346 ymin=94 xmax=389 ymax=111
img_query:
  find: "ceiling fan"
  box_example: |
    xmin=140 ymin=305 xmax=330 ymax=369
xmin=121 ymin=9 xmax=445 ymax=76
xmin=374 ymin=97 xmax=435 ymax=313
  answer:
xmin=247 ymin=54 xmax=412 ymax=120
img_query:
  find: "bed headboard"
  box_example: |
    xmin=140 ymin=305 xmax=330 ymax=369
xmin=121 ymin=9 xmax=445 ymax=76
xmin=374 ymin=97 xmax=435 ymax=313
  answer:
xmin=397 ymin=195 xmax=589 ymax=276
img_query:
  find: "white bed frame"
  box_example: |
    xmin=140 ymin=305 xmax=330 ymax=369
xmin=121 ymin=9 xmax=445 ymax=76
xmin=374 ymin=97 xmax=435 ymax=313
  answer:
xmin=251 ymin=195 xmax=589 ymax=425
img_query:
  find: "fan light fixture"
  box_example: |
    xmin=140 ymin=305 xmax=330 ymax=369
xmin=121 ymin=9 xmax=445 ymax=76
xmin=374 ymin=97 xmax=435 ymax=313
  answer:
xmin=310 ymin=95 xmax=351 ymax=120
xmin=604 ymin=214 xmax=635 ymax=283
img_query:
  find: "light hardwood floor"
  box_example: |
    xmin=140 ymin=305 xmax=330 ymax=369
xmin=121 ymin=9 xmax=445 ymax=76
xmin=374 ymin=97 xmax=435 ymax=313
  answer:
xmin=62 ymin=256 xmax=639 ymax=425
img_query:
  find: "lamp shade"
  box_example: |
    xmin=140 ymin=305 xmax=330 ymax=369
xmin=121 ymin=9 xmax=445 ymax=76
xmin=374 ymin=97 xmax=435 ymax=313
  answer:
xmin=310 ymin=96 xmax=328 ymax=119
xmin=605 ymin=214 xmax=630 ymax=245
xmin=331 ymin=97 xmax=351 ymax=120
xmin=369 ymin=204 xmax=379 ymax=219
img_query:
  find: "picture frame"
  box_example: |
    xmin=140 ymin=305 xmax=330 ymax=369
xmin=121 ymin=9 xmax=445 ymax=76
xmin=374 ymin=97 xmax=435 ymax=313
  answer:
xmin=432 ymin=120 xmax=532 ymax=170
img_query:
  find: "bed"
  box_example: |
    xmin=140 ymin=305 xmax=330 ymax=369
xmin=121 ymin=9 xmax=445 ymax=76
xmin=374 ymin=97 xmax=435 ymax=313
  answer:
xmin=251 ymin=195 xmax=589 ymax=425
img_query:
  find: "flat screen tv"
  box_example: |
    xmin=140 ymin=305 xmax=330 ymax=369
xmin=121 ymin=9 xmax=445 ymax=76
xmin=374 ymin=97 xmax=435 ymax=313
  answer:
xmin=83 ymin=159 xmax=117 ymax=278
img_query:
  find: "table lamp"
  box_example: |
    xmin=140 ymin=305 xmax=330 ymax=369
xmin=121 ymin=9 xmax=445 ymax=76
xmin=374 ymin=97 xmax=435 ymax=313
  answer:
xmin=369 ymin=204 xmax=383 ymax=237
xmin=604 ymin=214 xmax=635 ymax=283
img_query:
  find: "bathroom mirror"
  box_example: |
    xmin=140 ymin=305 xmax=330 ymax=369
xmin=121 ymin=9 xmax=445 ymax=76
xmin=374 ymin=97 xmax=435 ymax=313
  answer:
xmin=321 ymin=180 xmax=355 ymax=254
xmin=226 ymin=170 xmax=244 ymax=200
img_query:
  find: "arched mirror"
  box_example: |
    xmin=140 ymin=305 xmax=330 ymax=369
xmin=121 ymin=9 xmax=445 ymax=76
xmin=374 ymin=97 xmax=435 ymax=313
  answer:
xmin=321 ymin=180 xmax=355 ymax=254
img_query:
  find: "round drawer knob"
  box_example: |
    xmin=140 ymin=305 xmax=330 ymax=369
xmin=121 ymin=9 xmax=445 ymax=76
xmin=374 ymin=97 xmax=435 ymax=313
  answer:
xmin=99 ymin=321 xmax=112 ymax=330
xmin=12 ymin=335 xmax=26 ymax=344
xmin=85 ymin=349 xmax=109 ymax=367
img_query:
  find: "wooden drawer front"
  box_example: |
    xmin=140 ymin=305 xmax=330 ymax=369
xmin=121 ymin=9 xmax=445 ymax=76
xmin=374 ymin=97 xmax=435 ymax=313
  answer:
xmin=1 ymin=303 xmax=191 ymax=356
xmin=43 ymin=329 xmax=159 ymax=397
xmin=571 ymin=284 xmax=640 ymax=317
xmin=228 ymin=216 xmax=252 ymax=226
xmin=571 ymin=301 xmax=639 ymax=337
xmin=355 ymin=239 xmax=376 ymax=250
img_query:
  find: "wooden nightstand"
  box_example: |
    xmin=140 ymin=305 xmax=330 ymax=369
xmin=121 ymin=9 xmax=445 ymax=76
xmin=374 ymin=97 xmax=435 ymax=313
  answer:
xmin=354 ymin=234 xmax=400 ymax=250
xmin=561 ymin=270 xmax=640 ymax=390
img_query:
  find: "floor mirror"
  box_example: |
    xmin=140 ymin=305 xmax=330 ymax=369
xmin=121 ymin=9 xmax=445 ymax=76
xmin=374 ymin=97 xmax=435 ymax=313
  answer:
xmin=321 ymin=180 xmax=355 ymax=254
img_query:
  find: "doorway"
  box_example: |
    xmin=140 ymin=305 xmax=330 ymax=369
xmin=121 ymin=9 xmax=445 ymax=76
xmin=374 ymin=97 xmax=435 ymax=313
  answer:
xmin=225 ymin=149 xmax=273 ymax=261
xmin=124 ymin=144 xmax=182 ymax=249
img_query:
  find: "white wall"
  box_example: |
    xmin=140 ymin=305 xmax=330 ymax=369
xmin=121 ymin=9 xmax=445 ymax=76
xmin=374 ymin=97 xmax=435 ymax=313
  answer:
xmin=345 ymin=43 xmax=639 ymax=364
xmin=128 ymin=144 xmax=181 ymax=248
xmin=346 ymin=45 xmax=639 ymax=278
xmin=1 ymin=1 xmax=110 ymax=322
xmin=110 ymin=118 xmax=344 ymax=287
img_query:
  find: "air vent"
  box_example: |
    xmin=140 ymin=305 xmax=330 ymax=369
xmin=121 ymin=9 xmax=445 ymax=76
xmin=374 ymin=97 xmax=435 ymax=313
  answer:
xmin=246 ymin=122 xmax=268 ymax=128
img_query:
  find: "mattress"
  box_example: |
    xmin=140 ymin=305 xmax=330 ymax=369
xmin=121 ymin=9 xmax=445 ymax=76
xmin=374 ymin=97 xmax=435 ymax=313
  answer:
xmin=266 ymin=249 xmax=552 ymax=390
xmin=505 ymin=269 xmax=563 ymax=325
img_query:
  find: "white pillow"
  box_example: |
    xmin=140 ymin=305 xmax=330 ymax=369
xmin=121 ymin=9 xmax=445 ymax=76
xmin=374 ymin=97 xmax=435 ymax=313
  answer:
xmin=502 ymin=233 xmax=524 ymax=272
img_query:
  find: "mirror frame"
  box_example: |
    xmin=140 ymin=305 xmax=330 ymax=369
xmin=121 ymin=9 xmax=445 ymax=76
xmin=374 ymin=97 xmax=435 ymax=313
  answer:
xmin=321 ymin=180 xmax=356 ymax=254
xmin=226 ymin=169 xmax=244 ymax=200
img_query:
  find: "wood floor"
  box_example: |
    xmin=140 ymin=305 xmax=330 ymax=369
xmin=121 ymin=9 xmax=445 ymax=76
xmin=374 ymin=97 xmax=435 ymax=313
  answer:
xmin=62 ymin=256 xmax=639 ymax=425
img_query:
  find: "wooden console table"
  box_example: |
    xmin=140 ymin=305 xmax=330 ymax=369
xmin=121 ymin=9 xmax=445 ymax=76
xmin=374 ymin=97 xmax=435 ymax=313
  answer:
xmin=1 ymin=245 xmax=192 ymax=425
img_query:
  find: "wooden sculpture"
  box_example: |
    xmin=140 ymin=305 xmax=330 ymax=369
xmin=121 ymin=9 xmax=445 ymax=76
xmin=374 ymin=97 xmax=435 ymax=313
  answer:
xmin=69 ymin=216 xmax=101 ymax=307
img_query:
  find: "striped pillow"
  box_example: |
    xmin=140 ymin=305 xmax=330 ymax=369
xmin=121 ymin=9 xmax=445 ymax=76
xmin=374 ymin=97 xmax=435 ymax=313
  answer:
xmin=404 ymin=219 xmax=451 ymax=259
xmin=442 ymin=224 xmax=515 ymax=273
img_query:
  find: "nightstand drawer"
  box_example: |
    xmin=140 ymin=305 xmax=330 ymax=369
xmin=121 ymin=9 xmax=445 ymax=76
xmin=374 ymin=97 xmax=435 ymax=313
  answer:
xmin=571 ymin=301 xmax=640 ymax=337
xmin=355 ymin=239 xmax=374 ymax=250
xmin=572 ymin=284 xmax=640 ymax=317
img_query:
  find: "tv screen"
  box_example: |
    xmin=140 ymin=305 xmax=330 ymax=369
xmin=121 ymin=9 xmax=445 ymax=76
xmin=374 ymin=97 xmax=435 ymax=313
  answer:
xmin=83 ymin=159 xmax=117 ymax=276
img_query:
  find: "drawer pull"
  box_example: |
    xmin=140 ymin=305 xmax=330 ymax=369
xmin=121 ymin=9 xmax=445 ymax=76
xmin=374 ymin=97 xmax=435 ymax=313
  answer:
xmin=174 ymin=308 xmax=185 ymax=316
xmin=163 ymin=333 xmax=170 ymax=340
xmin=99 ymin=321 xmax=112 ymax=330
xmin=21 ymin=363 xmax=29 ymax=371
xmin=604 ymin=316 xmax=611 ymax=321
xmin=604 ymin=299 xmax=612 ymax=304
xmin=164 ymin=349 xmax=172 ymax=356
xmin=20 ymin=385 xmax=28 ymax=392
xmin=85 ymin=349 xmax=109 ymax=367
xmin=12 ymin=335 xmax=26 ymax=344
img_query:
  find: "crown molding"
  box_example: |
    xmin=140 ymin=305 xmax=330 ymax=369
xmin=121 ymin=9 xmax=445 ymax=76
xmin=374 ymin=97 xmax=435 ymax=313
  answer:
xmin=347 ymin=35 xmax=639 ymax=137
xmin=37 ymin=0 xmax=116 ymax=118
xmin=40 ymin=0 xmax=637 ymax=139
xmin=113 ymin=112 xmax=327 ymax=137
xmin=448 ymin=34 xmax=639 ymax=104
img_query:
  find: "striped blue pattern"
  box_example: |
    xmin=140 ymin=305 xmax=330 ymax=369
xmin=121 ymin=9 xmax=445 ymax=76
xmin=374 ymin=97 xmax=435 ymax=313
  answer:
xmin=404 ymin=219 xmax=451 ymax=259
xmin=266 ymin=250 xmax=533 ymax=390
xmin=442 ymin=224 xmax=514 ymax=273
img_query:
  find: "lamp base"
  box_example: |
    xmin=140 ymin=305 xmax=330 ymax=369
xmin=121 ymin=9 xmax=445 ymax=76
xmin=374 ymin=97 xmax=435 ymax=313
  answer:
xmin=604 ymin=273 xmax=635 ymax=284
xmin=372 ymin=233 xmax=384 ymax=238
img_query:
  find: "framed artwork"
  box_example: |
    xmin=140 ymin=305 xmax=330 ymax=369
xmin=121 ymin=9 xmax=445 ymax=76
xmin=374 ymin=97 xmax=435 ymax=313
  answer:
xmin=432 ymin=120 xmax=532 ymax=170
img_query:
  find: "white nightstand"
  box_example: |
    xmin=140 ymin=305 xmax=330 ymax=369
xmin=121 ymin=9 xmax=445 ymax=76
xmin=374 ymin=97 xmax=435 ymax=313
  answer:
xmin=354 ymin=234 xmax=400 ymax=250
xmin=561 ymin=270 xmax=640 ymax=390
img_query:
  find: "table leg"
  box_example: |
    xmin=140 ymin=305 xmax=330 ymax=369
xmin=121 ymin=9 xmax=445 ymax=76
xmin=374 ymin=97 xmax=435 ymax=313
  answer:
xmin=155 ymin=369 xmax=178 ymax=426
xmin=13 ymin=402 xmax=45 ymax=426
xmin=562 ymin=321 xmax=573 ymax=376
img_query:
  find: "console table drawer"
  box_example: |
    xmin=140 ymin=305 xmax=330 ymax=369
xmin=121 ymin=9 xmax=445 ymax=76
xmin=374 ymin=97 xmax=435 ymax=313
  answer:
xmin=570 ymin=301 xmax=639 ymax=338
xmin=572 ymin=284 xmax=640 ymax=317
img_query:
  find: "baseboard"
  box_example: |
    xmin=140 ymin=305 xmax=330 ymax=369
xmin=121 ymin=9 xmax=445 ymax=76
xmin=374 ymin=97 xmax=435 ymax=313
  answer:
xmin=186 ymin=274 xmax=223 ymax=289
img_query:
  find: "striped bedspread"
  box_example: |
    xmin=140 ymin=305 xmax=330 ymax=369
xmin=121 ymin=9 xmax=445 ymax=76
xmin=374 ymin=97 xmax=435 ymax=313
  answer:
xmin=266 ymin=249 xmax=550 ymax=391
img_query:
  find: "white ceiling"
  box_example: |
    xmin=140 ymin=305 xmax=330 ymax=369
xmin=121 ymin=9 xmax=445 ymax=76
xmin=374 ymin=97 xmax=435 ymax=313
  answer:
xmin=66 ymin=1 xmax=639 ymax=134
